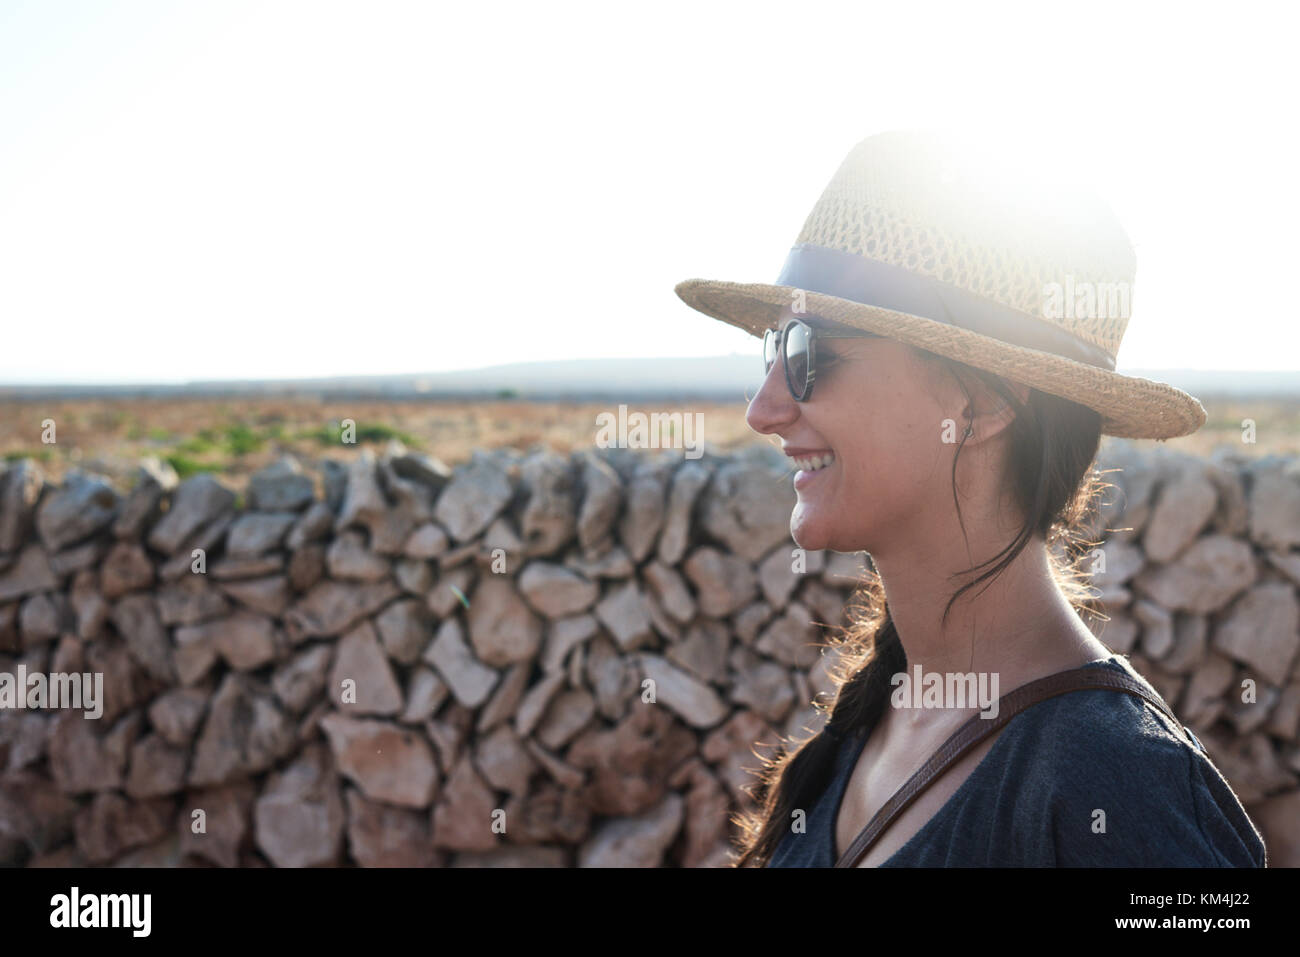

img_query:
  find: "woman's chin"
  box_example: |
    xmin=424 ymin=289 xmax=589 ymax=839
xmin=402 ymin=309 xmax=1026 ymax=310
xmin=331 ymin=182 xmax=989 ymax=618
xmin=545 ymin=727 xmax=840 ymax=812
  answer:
xmin=789 ymin=509 xmax=830 ymax=552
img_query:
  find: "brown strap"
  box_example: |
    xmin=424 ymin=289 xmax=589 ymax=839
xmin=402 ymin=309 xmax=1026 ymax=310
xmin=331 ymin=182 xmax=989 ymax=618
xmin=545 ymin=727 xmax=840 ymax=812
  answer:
xmin=833 ymin=664 xmax=1195 ymax=868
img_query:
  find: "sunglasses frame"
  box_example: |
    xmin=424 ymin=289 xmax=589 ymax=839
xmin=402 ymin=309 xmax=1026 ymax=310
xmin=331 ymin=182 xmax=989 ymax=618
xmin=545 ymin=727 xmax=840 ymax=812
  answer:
xmin=763 ymin=316 xmax=880 ymax=401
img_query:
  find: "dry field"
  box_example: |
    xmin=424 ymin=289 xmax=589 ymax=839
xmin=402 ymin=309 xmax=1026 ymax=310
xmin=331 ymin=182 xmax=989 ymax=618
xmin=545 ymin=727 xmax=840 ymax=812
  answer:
xmin=1 ymin=394 xmax=1297 ymax=492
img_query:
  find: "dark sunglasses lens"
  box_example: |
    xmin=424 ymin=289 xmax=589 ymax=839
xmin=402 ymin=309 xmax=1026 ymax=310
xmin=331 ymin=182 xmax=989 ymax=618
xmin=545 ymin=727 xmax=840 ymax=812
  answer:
xmin=784 ymin=321 xmax=811 ymax=396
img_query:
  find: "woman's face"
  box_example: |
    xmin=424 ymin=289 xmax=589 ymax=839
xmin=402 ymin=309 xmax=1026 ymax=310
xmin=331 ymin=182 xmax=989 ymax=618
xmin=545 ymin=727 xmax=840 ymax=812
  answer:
xmin=745 ymin=307 xmax=967 ymax=556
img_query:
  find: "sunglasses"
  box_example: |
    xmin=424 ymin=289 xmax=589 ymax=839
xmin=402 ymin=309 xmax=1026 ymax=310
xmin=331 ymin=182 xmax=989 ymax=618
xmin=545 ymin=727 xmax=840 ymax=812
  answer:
xmin=762 ymin=316 xmax=881 ymax=401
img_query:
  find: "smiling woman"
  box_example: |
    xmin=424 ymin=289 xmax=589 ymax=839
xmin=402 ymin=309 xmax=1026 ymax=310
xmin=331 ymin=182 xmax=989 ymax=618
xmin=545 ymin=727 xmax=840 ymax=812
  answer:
xmin=673 ymin=131 xmax=1267 ymax=868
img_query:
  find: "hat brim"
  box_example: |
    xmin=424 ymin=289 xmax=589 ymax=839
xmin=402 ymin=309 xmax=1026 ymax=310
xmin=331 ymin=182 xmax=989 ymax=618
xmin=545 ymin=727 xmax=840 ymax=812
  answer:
xmin=675 ymin=278 xmax=1206 ymax=441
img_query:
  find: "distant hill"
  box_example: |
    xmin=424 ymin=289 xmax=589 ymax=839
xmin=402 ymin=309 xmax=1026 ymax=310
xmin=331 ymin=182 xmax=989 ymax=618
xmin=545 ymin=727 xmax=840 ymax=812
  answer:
xmin=1 ymin=357 xmax=1296 ymax=400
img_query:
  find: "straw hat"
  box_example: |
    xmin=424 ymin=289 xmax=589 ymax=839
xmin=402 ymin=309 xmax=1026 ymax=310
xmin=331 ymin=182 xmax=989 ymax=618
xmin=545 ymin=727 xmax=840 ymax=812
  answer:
xmin=675 ymin=131 xmax=1206 ymax=440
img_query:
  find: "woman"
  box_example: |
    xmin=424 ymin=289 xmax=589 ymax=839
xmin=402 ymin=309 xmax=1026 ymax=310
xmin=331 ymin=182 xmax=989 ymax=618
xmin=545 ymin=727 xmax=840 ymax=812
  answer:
xmin=674 ymin=131 xmax=1267 ymax=867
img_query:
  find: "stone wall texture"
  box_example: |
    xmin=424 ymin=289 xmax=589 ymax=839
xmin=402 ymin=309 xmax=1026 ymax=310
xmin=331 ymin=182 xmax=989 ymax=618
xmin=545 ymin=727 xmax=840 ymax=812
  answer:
xmin=1 ymin=438 xmax=1298 ymax=867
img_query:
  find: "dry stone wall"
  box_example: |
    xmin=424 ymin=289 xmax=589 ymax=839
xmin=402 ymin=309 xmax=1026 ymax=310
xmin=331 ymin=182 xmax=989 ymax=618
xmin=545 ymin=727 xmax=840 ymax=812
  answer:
xmin=0 ymin=438 xmax=1298 ymax=866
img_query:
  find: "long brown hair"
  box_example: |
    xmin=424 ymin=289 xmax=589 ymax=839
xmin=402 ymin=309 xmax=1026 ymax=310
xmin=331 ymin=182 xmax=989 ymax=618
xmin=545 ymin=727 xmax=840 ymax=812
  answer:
xmin=730 ymin=348 xmax=1110 ymax=866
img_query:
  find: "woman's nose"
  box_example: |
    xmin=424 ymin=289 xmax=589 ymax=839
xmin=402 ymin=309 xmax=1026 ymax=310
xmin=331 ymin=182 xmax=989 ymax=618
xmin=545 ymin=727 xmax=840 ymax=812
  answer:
xmin=746 ymin=357 xmax=799 ymax=436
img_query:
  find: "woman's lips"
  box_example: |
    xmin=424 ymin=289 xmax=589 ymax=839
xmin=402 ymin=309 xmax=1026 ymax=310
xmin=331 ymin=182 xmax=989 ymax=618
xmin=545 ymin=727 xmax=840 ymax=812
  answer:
xmin=791 ymin=450 xmax=836 ymax=490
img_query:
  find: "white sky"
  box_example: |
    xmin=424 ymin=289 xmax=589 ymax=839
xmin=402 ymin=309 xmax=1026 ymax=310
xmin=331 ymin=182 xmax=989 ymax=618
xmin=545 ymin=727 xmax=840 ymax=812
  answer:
xmin=1 ymin=0 xmax=1297 ymax=384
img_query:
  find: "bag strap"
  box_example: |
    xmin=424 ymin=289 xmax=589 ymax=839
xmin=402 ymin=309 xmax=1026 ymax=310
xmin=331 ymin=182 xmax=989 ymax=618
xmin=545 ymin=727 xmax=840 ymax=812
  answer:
xmin=833 ymin=664 xmax=1195 ymax=868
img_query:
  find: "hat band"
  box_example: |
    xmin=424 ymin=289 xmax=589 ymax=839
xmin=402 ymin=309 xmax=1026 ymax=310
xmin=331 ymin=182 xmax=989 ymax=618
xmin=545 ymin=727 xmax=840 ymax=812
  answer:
xmin=774 ymin=243 xmax=1117 ymax=372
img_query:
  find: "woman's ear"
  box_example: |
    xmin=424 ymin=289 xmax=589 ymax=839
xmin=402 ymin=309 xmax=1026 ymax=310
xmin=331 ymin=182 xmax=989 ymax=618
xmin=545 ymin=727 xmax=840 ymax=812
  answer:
xmin=966 ymin=380 xmax=1029 ymax=441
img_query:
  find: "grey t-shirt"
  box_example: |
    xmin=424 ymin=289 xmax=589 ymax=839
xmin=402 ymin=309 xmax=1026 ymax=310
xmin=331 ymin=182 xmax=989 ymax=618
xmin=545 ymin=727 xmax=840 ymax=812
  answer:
xmin=768 ymin=655 xmax=1267 ymax=867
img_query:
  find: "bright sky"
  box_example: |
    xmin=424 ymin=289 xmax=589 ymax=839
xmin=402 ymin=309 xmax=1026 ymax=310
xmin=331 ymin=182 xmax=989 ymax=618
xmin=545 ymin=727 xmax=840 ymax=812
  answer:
xmin=1 ymin=0 xmax=1296 ymax=384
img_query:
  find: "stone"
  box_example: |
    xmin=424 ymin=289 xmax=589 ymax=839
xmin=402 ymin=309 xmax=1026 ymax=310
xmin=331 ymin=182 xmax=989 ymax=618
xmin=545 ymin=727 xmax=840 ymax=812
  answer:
xmin=427 ymin=566 xmax=475 ymax=618
xmin=657 ymin=460 xmax=710 ymax=565
xmin=473 ymin=661 xmax=529 ymax=733
xmin=518 ymin=562 xmax=599 ymax=618
xmin=474 ymin=724 xmax=537 ymax=795
xmin=147 ymin=474 xmax=236 ymax=554
xmin=618 ymin=458 xmax=671 ymax=563
xmin=400 ymin=666 xmax=449 ymax=725
xmin=271 ymin=643 xmax=333 ymax=714
xmin=535 ymin=688 xmax=596 ymax=751
xmin=155 ymin=575 xmax=232 ymax=626
xmin=326 ymin=529 xmax=391 ymax=581
xmin=35 ymin=471 xmax=119 ymax=552
xmin=247 ymin=456 xmax=316 ymax=512
xmin=0 ymin=460 xmax=45 ymax=552
xmin=319 ymin=714 xmax=439 ymax=808
xmin=100 ymin=542 xmax=154 ymax=598
xmin=700 ymin=461 xmax=795 ymax=561
xmin=1246 ymin=789 xmax=1300 ymax=867
xmin=1160 ymin=613 xmax=1207 ymax=674
xmin=1212 ymin=583 xmax=1300 ymax=685
xmin=218 ymin=574 xmax=292 ymax=617
xmin=701 ymin=709 xmax=781 ymax=805
xmin=514 ymin=670 xmax=568 ymax=738
xmin=112 ymin=458 xmax=177 ymax=540
xmin=344 ymin=787 xmax=436 ymax=867
xmin=386 ymin=447 xmax=452 ymax=492
xmin=208 ymin=553 xmax=284 ymax=581
xmin=466 ymin=576 xmax=542 ymax=667
xmin=403 ymin=522 xmax=450 ymax=559
xmin=593 ymin=580 xmax=654 ymax=651
xmin=755 ymin=602 xmax=822 ymax=669
xmin=1181 ymin=652 xmax=1236 ymax=728
xmin=666 ymin=619 xmax=729 ymax=684
xmin=286 ymin=501 xmax=335 ymax=549
xmin=576 ymin=453 xmax=622 ymax=555
xmin=1090 ymin=540 xmax=1145 ymax=590
xmin=48 ymin=710 xmax=140 ymax=794
xmin=147 ymin=687 xmax=209 ymax=747
xmin=431 ymin=752 xmax=498 ymax=851
xmin=1090 ymin=609 xmax=1138 ymax=655
xmin=578 ymin=792 xmax=684 ymax=867
xmin=1142 ymin=469 xmax=1218 ymax=562
xmin=729 ymin=655 xmax=795 ymax=723
xmin=74 ymin=792 xmax=173 ymax=864
xmin=19 ymin=591 xmax=70 ymax=645
xmin=520 ymin=451 xmax=578 ymax=557
xmin=541 ymin=614 xmax=599 ymax=672
xmin=179 ymin=781 xmax=255 ymax=868
xmin=253 ymin=742 xmax=346 ymax=867
xmin=683 ymin=546 xmax=757 ymax=618
xmin=188 ymin=673 xmax=296 ymax=787
xmin=287 ymin=543 xmax=326 ymax=593
xmin=757 ymin=544 xmax=803 ymax=611
xmin=1248 ymin=468 xmax=1300 ymax=550
xmin=637 ymin=653 xmax=728 ymax=728
xmin=425 ymin=617 xmax=499 ymax=709
xmin=125 ymin=733 xmax=188 ymax=798
xmin=1132 ymin=534 xmax=1256 ymax=613
xmin=499 ymin=780 xmax=589 ymax=846
xmin=226 ymin=512 xmax=297 ymax=556
xmin=0 ymin=545 xmax=58 ymax=604
xmin=642 ymin=561 xmax=696 ymax=624
xmin=109 ymin=593 xmax=176 ymax=683
xmin=329 ymin=620 xmax=404 ymax=715
xmin=434 ymin=455 xmax=513 ymax=543
xmin=285 ymin=579 xmax=400 ymax=638
xmin=563 ymin=545 xmax=634 ymax=580
xmin=1133 ymin=599 xmax=1175 ymax=660
xmin=0 ymin=771 xmax=78 ymax=857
